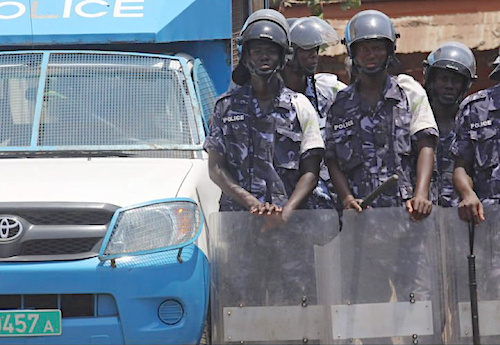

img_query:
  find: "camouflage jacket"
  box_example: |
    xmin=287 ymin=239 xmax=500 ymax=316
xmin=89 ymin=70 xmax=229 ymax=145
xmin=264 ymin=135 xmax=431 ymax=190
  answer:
xmin=325 ymin=75 xmax=438 ymax=207
xmin=451 ymin=84 xmax=500 ymax=203
xmin=204 ymin=82 xmax=324 ymax=211
xmin=436 ymin=129 xmax=459 ymax=207
xmin=304 ymin=74 xmax=347 ymax=209
xmin=305 ymin=73 xmax=347 ymax=138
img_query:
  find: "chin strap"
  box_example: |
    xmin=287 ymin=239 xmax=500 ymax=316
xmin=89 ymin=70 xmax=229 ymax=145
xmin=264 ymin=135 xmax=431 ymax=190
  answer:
xmin=244 ymin=58 xmax=285 ymax=84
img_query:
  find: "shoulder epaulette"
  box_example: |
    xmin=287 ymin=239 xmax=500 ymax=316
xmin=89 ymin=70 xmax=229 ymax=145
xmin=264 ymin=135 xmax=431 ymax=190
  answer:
xmin=460 ymin=89 xmax=489 ymax=109
xmin=335 ymin=86 xmax=352 ymax=101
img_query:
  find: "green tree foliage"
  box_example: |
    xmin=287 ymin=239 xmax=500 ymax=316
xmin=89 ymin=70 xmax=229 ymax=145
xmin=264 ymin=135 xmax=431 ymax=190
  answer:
xmin=270 ymin=0 xmax=361 ymax=17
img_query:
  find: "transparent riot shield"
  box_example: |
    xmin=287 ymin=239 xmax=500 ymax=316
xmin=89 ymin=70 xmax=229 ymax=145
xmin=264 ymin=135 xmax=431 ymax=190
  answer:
xmin=442 ymin=204 xmax=500 ymax=344
xmin=210 ymin=209 xmax=339 ymax=344
xmin=318 ymin=207 xmax=444 ymax=344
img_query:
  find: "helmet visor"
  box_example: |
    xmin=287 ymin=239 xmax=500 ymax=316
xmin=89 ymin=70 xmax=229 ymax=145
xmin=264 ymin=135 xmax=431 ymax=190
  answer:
xmin=290 ymin=17 xmax=339 ymax=50
xmin=426 ymin=42 xmax=476 ymax=80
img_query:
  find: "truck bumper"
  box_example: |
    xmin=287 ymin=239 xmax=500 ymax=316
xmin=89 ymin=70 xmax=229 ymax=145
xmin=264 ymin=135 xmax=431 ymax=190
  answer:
xmin=0 ymin=244 xmax=209 ymax=344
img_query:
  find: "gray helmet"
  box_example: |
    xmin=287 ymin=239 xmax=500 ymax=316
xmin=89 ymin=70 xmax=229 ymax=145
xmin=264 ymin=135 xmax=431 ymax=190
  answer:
xmin=423 ymin=41 xmax=477 ymax=92
xmin=239 ymin=20 xmax=290 ymax=53
xmin=235 ymin=9 xmax=291 ymax=82
xmin=423 ymin=42 xmax=477 ymax=81
xmin=343 ymin=10 xmax=399 ymax=59
xmin=490 ymin=46 xmax=500 ymax=80
xmin=289 ymin=16 xmax=339 ymax=51
xmin=239 ymin=9 xmax=290 ymax=51
xmin=493 ymin=46 xmax=500 ymax=66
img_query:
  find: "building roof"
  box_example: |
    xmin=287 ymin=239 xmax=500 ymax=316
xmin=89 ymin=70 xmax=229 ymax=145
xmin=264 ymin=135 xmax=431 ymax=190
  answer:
xmin=323 ymin=10 xmax=500 ymax=56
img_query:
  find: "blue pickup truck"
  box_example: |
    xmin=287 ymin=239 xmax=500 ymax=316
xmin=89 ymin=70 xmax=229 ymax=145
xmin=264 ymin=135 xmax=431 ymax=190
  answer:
xmin=0 ymin=0 xmax=241 ymax=343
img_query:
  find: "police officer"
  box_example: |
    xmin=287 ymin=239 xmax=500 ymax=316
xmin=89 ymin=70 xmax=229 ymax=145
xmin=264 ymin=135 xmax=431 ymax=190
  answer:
xmin=423 ymin=42 xmax=476 ymax=207
xmin=281 ymin=16 xmax=346 ymax=210
xmin=204 ymin=9 xmax=324 ymax=224
xmin=451 ymin=47 xmax=500 ymax=223
xmin=324 ymin=10 xmax=438 ymax=221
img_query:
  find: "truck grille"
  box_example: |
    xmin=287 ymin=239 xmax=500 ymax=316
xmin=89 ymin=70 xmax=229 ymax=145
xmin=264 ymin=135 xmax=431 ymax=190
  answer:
xmin=20 ymin=238 xmax=101 ymax=256
xmin=0 ymin=294 xmax=117 ymax=317
xmin=0 ymin=202 xmax=119 ymax=261
xmin=14 ymin=210 xmax=112 ymax=225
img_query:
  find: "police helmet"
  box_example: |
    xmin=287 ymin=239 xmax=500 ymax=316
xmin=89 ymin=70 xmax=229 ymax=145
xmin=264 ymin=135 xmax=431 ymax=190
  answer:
xmin=493 ymin=46 xmax=500 ymax=66
xmin=423 ymin=42 xmax=476 ymax=103
xmin=236 ymin=9 xmax=291 ymax=81
xmin=289 ymin=16 xmax=339 ymax=51
xmin=238 ymin=9 xmax=291 ymax=52
xmin=239 ymin=20 xmax=290 ymax=53
xmin=423 ymin=42 xmax=477 ymax=85
xmin=343 ymin=10 xmax=399 ymax=59
xmin=490 ymin=46 xmax=500 ymax=80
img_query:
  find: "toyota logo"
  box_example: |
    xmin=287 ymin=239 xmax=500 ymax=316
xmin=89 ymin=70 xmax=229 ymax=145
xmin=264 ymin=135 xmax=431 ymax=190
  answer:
xmin=0 ymin=217 xmax=23 ymax=241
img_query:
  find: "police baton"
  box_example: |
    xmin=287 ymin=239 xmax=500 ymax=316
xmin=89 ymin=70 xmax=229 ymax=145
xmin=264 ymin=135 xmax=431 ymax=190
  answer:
xmin=360 ymin=174 xmax=399 ymax=209
xmin=468 ymin=221 xmax=481 ymax=344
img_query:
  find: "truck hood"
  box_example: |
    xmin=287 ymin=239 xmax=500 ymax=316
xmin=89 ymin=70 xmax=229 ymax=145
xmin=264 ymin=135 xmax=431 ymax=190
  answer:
xmin=0 ymin=157 xmax=197 ymax=207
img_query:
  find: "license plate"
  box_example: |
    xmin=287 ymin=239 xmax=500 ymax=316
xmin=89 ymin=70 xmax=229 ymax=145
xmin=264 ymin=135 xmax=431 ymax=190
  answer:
xmin=0 ymin=310 xmax=61 ymax=336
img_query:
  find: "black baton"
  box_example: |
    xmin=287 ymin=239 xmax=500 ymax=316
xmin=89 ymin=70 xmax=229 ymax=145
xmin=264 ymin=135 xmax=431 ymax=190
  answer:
xmin=468 ymin=221 xmax=481 ymax=344
xmin=360 ymin=174 xmax=399 ymax=209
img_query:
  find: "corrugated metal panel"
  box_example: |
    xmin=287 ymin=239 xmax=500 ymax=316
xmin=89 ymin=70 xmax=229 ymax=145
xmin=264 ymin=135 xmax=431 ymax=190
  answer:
xmin=322 ymin=11 xmax=500 ymax=56
xmin=232 ymin=0 xmax=250 ymax=68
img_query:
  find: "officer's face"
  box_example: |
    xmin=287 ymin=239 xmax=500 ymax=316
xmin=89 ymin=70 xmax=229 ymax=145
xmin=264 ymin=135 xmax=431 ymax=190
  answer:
xmin=247 ymin=40 xmax=281 ymax=73
xmin=353 ymin=39 xmax=388 ymax=71
xmin=296 ymin=46 xmax=319 ymax=75
xmin=432 ymin=68 xmax=466 ymax=105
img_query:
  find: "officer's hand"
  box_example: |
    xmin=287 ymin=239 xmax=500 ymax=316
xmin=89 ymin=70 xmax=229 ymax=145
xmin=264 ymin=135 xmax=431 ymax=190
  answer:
xmin=343 ymin=195 xmax=363 ymax=213
xmin=260 ymin=213 xmax=285 ymax=233
xmin=458 ymin=193 xmax=485 ymax=224
xmin=405 ymin=196 xmax=432 ymax=221
xmin=250 ymin=202 xmax=284 ymax=233
xmin=250 ymin=202 xmax=282 ymax=215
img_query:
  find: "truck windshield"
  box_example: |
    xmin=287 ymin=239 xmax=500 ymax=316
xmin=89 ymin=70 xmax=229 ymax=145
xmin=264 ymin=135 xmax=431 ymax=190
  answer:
xmin=0 ymin=51 xmax=203 ymax=156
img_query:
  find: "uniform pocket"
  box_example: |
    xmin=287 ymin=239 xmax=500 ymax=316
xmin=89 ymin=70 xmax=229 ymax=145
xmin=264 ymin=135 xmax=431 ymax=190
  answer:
xmin=393 ymin=112 xmax=412 ymax=155
xmin=471 ymin=125 xmax=499 ymax=169
xmin=275 ymin=124 xmax=301 ymax=170
xmin=331 ymin=127 xmax=363 ymax=171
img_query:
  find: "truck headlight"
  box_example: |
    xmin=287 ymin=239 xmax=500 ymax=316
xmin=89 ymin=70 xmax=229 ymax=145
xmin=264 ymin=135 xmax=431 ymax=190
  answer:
xmin=99 ymin=198 xmax=202 ymax=261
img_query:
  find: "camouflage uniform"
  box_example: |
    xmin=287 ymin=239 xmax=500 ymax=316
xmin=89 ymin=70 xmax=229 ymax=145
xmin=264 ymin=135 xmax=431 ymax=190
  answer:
xmin=204 ymin=82 xmax=324 ymax=211
xmin=205 ymin=81 xmax=325 ymax=305
xmin=451 ymin=84 xmax=500 ymax=205
xmin=451 ymin=84 xmax=500 ymax=300
xmin=325 ymin=75 xmax=438 ymax=309
xmin=437 ymin=130 xmax=459 ymax=207
xmin=305 ymin=73 xmax=347 ymax=209
xmin=325 ymin=75 xmax=438 ymax=207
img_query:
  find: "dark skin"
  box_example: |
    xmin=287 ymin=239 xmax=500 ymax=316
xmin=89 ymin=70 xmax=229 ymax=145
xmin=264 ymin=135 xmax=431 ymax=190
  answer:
xmin=281 ymin=46 xmax=319 ymax=93
xmin=429 ymin=70 xmax=483 ymax=223
xmin=428 ymin=69 xmax=466 ymax=136
xmin=453 ymin=158 xmax=485 ymax=224
xmin=208 ymin=40 xmax=321 ymax=227
xmin=326 ymin=39 xmax=434 ymax=221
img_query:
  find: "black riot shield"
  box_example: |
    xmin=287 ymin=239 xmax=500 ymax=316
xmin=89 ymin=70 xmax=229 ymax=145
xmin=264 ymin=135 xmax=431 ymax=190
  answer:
xmin=209 ymin=209 xmax=339 ymax=344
